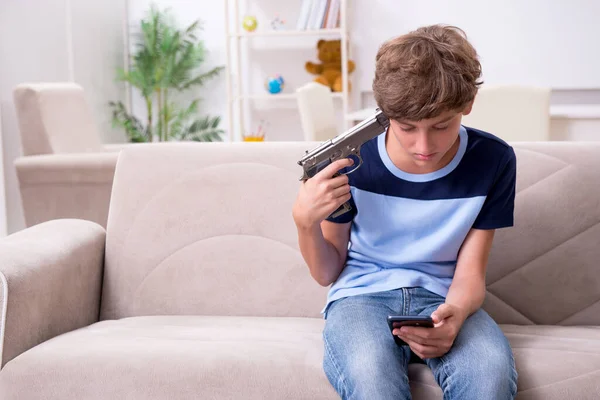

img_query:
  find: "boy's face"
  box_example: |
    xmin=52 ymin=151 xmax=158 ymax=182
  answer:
xmin=388 ymin=102 xmax=473 ymax=170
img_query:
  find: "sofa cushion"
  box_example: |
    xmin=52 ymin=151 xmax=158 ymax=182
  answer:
xmin=0 ymin=316 xmax=599 ymax=399
xmin=502 ymin=324 xmax=600 ymax=398
xmin=0 ymin=316 xmax=337 ymax=400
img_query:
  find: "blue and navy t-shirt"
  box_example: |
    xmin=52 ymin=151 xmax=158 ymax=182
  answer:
xmin=322 ymin=125 xmax=517 ymax=317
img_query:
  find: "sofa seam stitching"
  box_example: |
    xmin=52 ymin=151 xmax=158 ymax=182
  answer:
xmin=488 ymin=219 xmax=600 ymax=287
xmin=516 ymin=368 xmax=600 ymax=394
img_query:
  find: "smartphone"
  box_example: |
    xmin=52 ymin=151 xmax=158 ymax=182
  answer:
xmin=387 ymin=315 xmax=434 ymax=346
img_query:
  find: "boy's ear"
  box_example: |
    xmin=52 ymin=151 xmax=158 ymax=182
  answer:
xmin=462 ymin=99 xmax=475 ymax=116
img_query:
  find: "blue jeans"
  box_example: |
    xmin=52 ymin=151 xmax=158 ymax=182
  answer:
xmin=323 ymin=287 xmax=518 ymax=399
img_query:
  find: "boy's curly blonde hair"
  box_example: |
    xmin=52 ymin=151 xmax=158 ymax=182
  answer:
xmin=372 ymin=24 xmax=483 ymax=121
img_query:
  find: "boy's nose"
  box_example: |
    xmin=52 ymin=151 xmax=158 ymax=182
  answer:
xmin=415 ymin=135 xmax=432 ymax=154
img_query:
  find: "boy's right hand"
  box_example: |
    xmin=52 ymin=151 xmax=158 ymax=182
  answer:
xmin=292 ymin=158 xmax=354 ymax=229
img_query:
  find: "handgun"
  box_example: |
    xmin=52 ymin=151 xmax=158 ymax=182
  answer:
xmin=298 ymin=108 xmax=390 ymax=218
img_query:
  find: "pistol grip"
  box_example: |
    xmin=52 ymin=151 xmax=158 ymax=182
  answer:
xmin=328 ymin=171 xmax=352 ymax=218
xmin=329 ymin=201 xmax=352 ymax=219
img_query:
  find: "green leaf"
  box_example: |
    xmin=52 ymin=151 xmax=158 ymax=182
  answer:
xmin=180 ymin=66 xmax=224 ymax=91
xmin=108 ymin=101 xmax=149 ymax=142
xmin=184 ymin=115 xmax=224 ymax=142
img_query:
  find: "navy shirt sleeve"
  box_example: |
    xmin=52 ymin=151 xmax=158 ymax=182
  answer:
xmin=473 ymin=146 xmax=517 ymax=230
xmin=325 ymin=194 xmax=357 ymax=223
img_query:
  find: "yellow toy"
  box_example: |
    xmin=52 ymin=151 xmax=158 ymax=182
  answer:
xmin=242 ymin=135 xmax=264 ymax=142
xmin=305 ymin=39 xmax=355 ymax=92
xmin=243 ymin=120 xmax=267 ymax=141
xmin=242 ymin=15 xmax=258 ymax=32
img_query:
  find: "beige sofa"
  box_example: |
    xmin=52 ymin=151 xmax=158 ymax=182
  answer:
xmin=13 ymin=82 xmax=132 ymax=228
xmin=0 ymin=141 xmax=599 ymax=399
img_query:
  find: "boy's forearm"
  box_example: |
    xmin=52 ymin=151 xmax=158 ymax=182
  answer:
xmin=297 ymin=224 xmax=344 ymax=287
xmin=445 ymin=273 xmax=486 ymax=321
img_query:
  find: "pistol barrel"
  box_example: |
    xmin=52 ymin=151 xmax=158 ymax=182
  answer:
xmin=299 ymin=108 xmax=389 ymax=168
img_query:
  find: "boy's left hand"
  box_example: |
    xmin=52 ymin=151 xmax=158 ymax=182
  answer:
xmin=392 ymin=303 xmax=468 ymax=359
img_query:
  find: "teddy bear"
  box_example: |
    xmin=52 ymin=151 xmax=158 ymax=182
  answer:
xmin=305 ymin=39 xmax=355 ymax=92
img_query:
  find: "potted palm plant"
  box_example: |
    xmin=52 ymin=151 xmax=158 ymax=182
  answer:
xmin=110 ymin=5 xmax=224 ymax=142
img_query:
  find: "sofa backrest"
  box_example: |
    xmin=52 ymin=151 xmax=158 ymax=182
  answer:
xmin=100 ymin=141 xmax=600 ymax=325
xmin=100 ymin=142 xmax=327 ymax=320
xmin=13 ymin=82 xmax=103 ymax=156
xmin=483 ymin=141 xmax=600 ymax=326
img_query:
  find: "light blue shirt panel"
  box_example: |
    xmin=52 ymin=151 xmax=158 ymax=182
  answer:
xmin=348 ymin=188 xmax=486 ymax=266
xmin=322 ymin=190 xmax=486 ymax=314
xmin=323 ymin=265 xmax=454 ymax=313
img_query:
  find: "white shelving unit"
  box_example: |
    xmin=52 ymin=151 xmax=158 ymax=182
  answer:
xmin=224 ymin=0 xmax=351 ymax=141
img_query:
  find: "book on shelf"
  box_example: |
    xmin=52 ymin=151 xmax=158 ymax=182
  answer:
xmin=296 ymin=0 xmax=341 ymax=31
xmin=325 ymin=0 xmax=341 ymax=29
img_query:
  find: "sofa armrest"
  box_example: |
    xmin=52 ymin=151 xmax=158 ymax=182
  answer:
xmin=0 ymin=219 xmax=105 ymax=369
xmin=14 ymin=152 xmax=119 ymax=184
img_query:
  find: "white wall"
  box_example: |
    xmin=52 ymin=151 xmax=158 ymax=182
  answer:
xmin=352 ymin=0 xmax=600 ymax=91
xmin=0 ymin=0 xmax=127 ymax=234
xmin=69 ymin=0 xmax=130 ymax=143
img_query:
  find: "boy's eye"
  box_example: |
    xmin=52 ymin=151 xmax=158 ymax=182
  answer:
xmin=400 ymin=126 xmax=415 ymax=132
xmin=433 ymin=125 xmax=449 ymax=130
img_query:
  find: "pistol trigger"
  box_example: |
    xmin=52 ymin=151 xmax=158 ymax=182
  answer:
xmin=344 ymin=152 xmax=363 ymax=175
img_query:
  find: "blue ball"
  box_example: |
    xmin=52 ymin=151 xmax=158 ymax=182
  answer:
xmin=265 ymin=75 xmax=285 ymax=94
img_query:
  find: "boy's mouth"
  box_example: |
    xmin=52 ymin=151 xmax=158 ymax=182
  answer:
xmin=415 ymin=153 xmax=436 ymax=161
